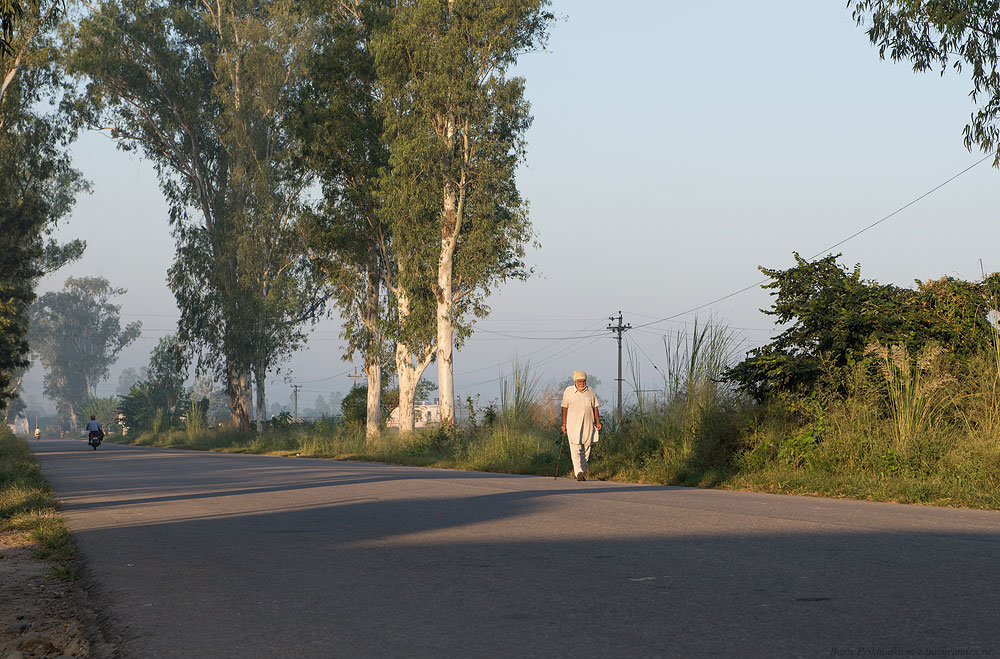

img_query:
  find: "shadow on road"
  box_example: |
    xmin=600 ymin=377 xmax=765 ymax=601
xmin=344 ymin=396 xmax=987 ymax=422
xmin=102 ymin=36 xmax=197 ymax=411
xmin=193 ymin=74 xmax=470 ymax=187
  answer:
xmin=30 ymin=439 xmax=1000 ymax=657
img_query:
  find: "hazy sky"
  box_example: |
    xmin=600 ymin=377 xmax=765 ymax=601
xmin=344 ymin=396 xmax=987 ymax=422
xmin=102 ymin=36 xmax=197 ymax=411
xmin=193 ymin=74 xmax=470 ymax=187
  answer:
xmin=23 ymin=0 xmax=1000 ymax=414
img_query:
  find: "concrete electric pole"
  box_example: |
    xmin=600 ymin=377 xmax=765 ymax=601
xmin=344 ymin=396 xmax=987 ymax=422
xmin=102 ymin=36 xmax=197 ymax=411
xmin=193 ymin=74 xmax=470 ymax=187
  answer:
xmin=607 ymin=311 xmax=631 ymax=428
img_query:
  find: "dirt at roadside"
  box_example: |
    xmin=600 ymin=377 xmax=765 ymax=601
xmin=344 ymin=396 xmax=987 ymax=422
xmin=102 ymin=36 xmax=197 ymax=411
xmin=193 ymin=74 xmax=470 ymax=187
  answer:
xmin=0 ymin=532 xmax=114 ymax=658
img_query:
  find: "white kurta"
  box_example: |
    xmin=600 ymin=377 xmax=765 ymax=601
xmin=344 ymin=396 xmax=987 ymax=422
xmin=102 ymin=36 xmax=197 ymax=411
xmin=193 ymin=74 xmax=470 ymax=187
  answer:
xmin=562 ymin=385 xmax=599 ymax=476
xmin=562 ymin=385 xmax=599 ymax=444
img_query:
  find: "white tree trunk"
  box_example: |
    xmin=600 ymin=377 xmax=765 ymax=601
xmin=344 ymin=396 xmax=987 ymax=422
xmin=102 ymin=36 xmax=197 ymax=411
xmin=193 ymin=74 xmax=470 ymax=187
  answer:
xmin=365 ymin=359 xmax=380 ymax=442
xmin=396 ymin=342 xmax=418 ymax=436
xmin=254 ymin=364 xmax=266 ymax=434
xmin=393 ymin=291 xmax=434 ymax=436
xmin=436 ymin=236 xmax=456 ymax=430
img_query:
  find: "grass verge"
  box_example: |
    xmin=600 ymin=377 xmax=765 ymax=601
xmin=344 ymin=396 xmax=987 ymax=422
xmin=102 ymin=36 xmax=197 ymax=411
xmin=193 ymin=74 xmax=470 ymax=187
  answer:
xmin=0 ymin=429 xmax=75 ymax=580
xmin=113 ymin=416 xmax=1000 ymax=511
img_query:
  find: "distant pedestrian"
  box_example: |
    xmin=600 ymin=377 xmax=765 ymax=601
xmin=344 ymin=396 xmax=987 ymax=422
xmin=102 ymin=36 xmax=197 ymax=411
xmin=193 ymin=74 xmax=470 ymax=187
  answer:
xmin=561 ymin=370 xmax=601 ymax=481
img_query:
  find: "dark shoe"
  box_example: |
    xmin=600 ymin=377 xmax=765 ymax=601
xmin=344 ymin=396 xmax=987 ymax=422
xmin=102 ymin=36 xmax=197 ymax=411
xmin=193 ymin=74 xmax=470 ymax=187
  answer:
xmin=576 ymin=473 xmax=586 ymax=481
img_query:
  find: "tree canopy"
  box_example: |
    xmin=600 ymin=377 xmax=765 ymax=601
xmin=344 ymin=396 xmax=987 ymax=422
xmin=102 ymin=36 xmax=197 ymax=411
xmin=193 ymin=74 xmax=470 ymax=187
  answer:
xmin=850 ymin=0 xmax=1000 ymax=163
xmin=374 ymin=0 xmax=552 ymax=429
xmin=727 ymin=253 xmax=1000 ymax=402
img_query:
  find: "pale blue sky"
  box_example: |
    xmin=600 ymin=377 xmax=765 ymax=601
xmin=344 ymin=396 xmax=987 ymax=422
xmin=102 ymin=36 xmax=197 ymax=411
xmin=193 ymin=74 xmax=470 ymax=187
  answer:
xmin=23 ymin=0 xmax=1000 ymax=413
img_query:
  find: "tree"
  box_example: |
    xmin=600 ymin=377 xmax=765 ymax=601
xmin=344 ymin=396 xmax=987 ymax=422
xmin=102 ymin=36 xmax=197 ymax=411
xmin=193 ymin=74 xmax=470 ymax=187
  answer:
xmin=29 ymin=277 xmax=141 ymax=428
xmin=0 ymin=0 xmax=86 ymax=415
xmin=295 ymin=0 xmax=393 ymax=441
xmin=726 ymin=254 xmax=919 ymax=401
xmin=67 ymin=0 xmax=325 ymax=432
xmin=145 ymin=334 xmax=187 ymax=415
xmin=117 ymin=335 xmax=189 ymax=433
xmin=849 ymin=0 xmax=1000 ymax=162
xmin=375 ymin=0 xmax=552 ymax=430
xmin=725 ymin=253 xmax=1000 ymax=401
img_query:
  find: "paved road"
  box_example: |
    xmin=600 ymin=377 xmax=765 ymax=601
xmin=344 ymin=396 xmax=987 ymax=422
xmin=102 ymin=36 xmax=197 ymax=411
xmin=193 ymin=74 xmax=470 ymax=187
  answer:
xmin=31 ymin=438 xmax=1000 ymax=658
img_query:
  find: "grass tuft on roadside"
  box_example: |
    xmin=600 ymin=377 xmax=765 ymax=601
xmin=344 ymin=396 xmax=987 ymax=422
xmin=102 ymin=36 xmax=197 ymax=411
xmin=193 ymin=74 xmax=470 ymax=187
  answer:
xmin=0 ymin=429 xmax=76 ymax=578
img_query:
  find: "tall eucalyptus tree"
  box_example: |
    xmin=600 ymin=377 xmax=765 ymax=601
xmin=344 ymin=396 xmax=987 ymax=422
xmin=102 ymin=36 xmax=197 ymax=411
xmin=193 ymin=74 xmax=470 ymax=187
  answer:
xmin=374 ymin=0 xmax=552 ymax=429
xmin=296 ymin=0 xmax=393 ymax=440
xmin=67 ymin=0 xmax=324 ymax=431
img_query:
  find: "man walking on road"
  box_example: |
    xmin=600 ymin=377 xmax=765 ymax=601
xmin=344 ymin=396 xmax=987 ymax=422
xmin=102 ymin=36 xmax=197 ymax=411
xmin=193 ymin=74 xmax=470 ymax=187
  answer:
xmin=561 ymin=370 xmax=601 ymax=481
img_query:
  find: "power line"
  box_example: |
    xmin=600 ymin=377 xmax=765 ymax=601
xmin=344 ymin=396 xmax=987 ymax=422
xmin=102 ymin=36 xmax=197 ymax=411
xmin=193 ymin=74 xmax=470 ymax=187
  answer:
xmin=454 ymin=319 xmax=608 ymax=377
xmin=630 ymin=154 xmax=991 ymax=332
xmin=624 ymin=313 xmax=775 ymax=333
xmin=624 ymin=332 xmax=664 ymax=379
xmin=460 ymin=333 xmax=608 ymax=389
xmin=293 ymin=369 xmax=353 ymax=385
xmin=474 ymin=328 xmax=607 ymax=340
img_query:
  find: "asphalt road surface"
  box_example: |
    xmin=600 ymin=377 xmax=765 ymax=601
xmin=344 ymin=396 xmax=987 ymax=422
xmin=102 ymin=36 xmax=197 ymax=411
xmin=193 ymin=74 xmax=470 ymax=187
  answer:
xmin=31 ymin=438 xmax=1000 ymax=658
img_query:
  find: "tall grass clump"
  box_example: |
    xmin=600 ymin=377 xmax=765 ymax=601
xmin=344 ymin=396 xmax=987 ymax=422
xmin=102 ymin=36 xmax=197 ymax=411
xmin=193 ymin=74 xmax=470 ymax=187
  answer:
xmin=461 ymin=423 xmax=557 ymax=474
xmin=593 ymin=318 xmax=747 ymax=485
xmin=499 ymin=357 xmax=542 ymax=422
xmin=866 ymin=341 xmax=954 ymax=452
xmin=184 ymin=399 xmax=206 ymax=440
xmin=660 ymin=318 xmax=744 ymax=463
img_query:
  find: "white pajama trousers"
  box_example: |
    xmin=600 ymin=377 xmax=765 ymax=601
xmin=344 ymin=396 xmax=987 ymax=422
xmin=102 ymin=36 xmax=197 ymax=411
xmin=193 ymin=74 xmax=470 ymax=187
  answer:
xmin=569 ymin=438 xmax=593 ymax=476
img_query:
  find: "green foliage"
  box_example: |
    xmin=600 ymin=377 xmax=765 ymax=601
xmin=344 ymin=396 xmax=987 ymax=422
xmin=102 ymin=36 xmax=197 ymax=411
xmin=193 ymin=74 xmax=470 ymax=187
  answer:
xmin=726 ymin=254 xmax=914 ymax=400
xmin=340 ymin=385 xmax=367 ymax=425
xmin=776 ymin=428 xmax=821 ymax=469
xmin=374 ymin=0 xmax=553 ymax=426
xmin=295 ymin=3 xmax=392 ymax=400
xmin=78 ymin=397 xmax=120 ymax=433
xmin=0 ymin=0 xmax=21 ymax=55
xmin=849 ymin=0 xmax=1000 ymax=162
xmin=726 ymin=254 xmax=1000 ymax=402
xmin=117 ymin=335 xmax=191 ymax=434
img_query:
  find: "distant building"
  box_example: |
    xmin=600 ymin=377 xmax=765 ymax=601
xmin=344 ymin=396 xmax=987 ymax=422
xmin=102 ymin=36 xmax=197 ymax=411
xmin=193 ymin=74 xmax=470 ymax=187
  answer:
xmin=387 ymin=401 xmax=440 ymax=428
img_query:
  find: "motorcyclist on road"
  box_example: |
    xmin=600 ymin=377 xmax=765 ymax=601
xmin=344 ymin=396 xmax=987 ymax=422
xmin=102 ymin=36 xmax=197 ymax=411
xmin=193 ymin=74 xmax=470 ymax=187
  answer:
xmin=85 ymin=416 xmax=104 ymax=443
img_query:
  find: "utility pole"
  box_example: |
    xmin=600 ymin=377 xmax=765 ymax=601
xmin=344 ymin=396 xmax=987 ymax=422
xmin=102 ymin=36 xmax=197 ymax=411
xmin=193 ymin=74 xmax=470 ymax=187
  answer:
xmin=348 ymin=367 xmax=364 ymax=387
xmin=608 ymin=311 xmax=631 ymax=428
xmin=292 ymin=384 xmax=301 ymax=422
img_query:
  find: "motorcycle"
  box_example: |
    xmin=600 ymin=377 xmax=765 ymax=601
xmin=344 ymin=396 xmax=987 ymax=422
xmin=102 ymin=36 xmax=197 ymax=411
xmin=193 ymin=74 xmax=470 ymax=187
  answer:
xmin=87 ymin=431 xmax=103 ymax=450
